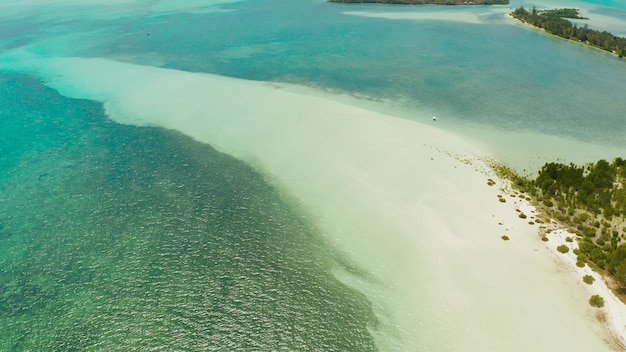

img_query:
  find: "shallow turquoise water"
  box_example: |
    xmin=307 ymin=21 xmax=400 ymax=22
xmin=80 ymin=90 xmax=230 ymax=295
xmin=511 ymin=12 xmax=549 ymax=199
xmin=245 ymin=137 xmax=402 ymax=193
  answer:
xmin=15 ymin=0 xmax=624 ymax=146
xmin=581 ymin=0 xmax=626 ymax=10
xmin=0 ymin=74 xmax=377 ymax=350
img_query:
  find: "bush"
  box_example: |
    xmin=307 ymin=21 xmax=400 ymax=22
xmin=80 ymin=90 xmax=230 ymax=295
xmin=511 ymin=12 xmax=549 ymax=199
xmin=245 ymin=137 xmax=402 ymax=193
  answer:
xmin=557 ymin=245 xmax=570 ymax=253
xmin=589 ymin=295 xmax=605 ymax=308
xmin=565 ymin=236 xmax=573 ymax=243
xmin=583 ymin=227 xmax=597 ymax=237
xmin=583 ymin=275 xmax=595 ymax=284
xmin=574 ymin=213 xmax=590 ymax=223
xmin=541 ymin=236 xmax=549 ymax=242
xmin=501 ymin=235 xmax=510 ymax=241
xmin=519 ymin=213 xmax=527 ymax=219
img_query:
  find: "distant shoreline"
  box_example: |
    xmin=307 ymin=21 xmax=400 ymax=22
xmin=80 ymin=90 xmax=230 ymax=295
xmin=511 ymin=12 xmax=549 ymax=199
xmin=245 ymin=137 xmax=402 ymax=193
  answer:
xmin=328 ymin=0 xmax=509 ymax=5
xmin=510 ymin=7 xmax=626 ymax=59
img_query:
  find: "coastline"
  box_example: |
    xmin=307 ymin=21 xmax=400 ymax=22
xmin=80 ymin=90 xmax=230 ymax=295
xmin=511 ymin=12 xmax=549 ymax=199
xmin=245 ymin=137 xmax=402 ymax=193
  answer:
xmin=499 ymin=183 xmax=626 ymax=350
xmin=546 ymin=229 xmax=626 ymax=349
xmin=507 ymin=9 xmax=626 ymax=60
xmin=4 ymin=54 xmax=624 ymax=350
xmin=510 ymin=0 xmax=626 ymax=37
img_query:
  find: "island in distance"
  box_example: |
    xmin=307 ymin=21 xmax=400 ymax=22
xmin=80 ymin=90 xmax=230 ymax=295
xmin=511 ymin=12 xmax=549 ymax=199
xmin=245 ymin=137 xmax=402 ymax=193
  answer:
xmin=328 ymin=0 xmax=508 ymax=5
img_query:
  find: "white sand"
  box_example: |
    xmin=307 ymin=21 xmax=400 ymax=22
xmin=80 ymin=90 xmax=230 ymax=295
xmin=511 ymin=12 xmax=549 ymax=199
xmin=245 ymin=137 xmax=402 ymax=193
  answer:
xmin=329 ymin=97 xmax=626 ymax=177
xmin=343 ymin=10 xmax=484 ymax=24
xmin=441 ymin=122 xmax=626 ymax=176
xmin=545 ymin=228 xmax=626 ymax=349
xmin=343 ymin=7 xmax=510 ymax=25
xmin=7 ymin=54 xmax=624 ymax=351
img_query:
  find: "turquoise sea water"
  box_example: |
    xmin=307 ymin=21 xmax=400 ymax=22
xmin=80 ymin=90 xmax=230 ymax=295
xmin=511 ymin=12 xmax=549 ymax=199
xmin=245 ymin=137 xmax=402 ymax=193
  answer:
xmin=0 ymin=0 xmax=626 ymax=350
xmin=34 ymin=0 xmax=626 ymax=146
xmin=0 ymin=73 xmax=377 ymax=350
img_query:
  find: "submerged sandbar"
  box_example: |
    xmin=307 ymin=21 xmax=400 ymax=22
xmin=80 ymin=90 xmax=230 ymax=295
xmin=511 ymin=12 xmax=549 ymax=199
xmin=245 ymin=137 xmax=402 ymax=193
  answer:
xmin=2 ymin=53 xmax=620 ymax=351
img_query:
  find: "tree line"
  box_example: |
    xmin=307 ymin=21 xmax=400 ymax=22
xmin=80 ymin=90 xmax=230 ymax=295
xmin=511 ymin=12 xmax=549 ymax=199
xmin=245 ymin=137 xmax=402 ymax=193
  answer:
xmin=512 ymin=158 xmax=626 ymax=291
xmin=511 ymin=6 xmax=626 ymax=58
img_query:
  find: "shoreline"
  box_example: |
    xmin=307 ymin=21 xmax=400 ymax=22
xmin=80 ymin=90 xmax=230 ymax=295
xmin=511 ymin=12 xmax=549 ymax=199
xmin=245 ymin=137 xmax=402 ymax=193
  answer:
xmin=4 ymin=54 xmax=624 ymax=350
xmin=546 ymin=229 xmax=626 ymax=350
xmin=498 ymin=182 xmax=626 ymax=350
xmin=508 ymin=0 xmax=626 ymax=37
xmin=507 ymin=11 xmax=626 ymax=60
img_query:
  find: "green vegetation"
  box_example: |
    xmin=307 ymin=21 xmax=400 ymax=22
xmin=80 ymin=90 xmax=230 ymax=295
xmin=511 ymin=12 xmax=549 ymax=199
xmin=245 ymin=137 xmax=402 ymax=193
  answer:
xmin=511 ymin=7 xmax=626 ymax=58
xmin=589 ymin=294 xmax=605 ymax=308
xmin=557 ymin=244 xmax=570 ymax=253
xmin=510 ymin=158 xmax=626 ymax=294
xmin=583 ymin=275 xmax=595 ymax=284
xmin=329 ymin=0 xmax=508 ymax=5
xmin=501 ymin=235 xmax=510 ymax=241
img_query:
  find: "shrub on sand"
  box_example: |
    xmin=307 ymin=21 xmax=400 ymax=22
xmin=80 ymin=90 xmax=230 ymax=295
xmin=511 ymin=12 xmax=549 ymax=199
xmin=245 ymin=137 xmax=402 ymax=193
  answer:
xmin=583 ymin=275 xmax=595 ymax=285
xmin=589 ymin=295 xmax=605 ymax=308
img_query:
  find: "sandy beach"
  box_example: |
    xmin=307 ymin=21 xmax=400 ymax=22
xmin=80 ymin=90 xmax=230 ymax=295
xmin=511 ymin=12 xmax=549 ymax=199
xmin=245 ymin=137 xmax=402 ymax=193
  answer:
xmin=7 ymin=54 xmax=624 ymax=351
xmin=543 ymin=228 xmax=626 ymax=350
xmin=343 ymin=10 xmax=489 ymax=24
